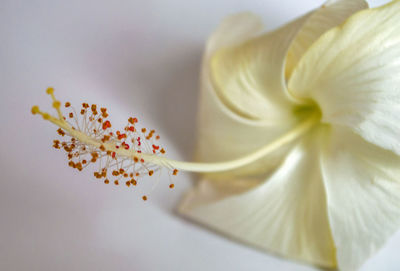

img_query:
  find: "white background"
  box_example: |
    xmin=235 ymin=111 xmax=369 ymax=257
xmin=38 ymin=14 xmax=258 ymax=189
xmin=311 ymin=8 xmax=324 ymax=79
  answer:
xmin=0 ymin=0 xmax=398 ymax=270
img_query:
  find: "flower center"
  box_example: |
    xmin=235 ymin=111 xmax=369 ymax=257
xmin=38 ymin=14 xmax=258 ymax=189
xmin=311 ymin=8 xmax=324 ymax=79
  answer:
xmin=293 ymin=100 xmax=322 ymax=124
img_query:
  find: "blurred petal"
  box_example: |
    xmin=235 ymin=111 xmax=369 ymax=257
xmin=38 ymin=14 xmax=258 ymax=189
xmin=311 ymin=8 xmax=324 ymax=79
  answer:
xmin=210 ymin=14 xmax=311 ymax=120
xmin=180 ymin=128 xmax=336 ymax=268
xmin=289 ymin=0 xmax=400 ymax=155
xmin=204 ymin=12 xmax=264 ymax=57
xmin=195 ymin=13 xmax=308 ymax=184
xmin=286 ymin=0 xmax=368 ymax=78
xmin=321 ymin=126 xmax=400 ymax=270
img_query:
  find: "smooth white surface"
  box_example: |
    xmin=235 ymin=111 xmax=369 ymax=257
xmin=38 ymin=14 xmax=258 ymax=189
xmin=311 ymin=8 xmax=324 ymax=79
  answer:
xmin=0 ymin=0 xmax=398 ymax=270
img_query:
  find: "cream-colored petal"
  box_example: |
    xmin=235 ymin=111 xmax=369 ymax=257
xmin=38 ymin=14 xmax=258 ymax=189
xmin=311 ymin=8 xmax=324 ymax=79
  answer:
xmin=186 ymin=10 xmax=327 ymax=237
xmin=289 ymin=0 xmax=400 ymax=155
xmin=180 ymin=128 xmax=336 ymax=268
xmin=204 ymin=12 xmax=264 ymax=58
xmin=286 ymin=0 xmax=368 ymax=78
xmin=320 ymin=126 xmax=400 ymax=270
xmin=210 ymin=14 xmax=311 ymax=120
xmin=195 ymin=13 xmax=311 ymax=184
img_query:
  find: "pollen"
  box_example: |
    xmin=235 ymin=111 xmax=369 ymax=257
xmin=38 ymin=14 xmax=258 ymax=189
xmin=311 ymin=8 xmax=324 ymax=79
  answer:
xmin=32 ymin=88 xmax=178 ymax=200
xmin=53 ymin=101 xmax=61 ymax=109
xmin=31 ymin=106 xmax=40 ymax=115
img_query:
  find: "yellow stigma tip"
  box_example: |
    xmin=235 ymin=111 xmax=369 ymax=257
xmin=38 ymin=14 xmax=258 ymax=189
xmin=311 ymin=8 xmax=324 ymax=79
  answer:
xmin=46 ymin=87 xmax=54 ymax=94
xmin=53 ymin=101 xmax=61 ymax=108
xmin=31 ymin=106 xmax=40 ymax=115
xmin=42 ymin=113 xmax=50 ymax=120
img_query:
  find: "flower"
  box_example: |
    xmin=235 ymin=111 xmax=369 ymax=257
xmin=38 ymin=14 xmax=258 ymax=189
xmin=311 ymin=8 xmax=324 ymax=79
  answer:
xmin=32 ymin=0 xmax=400 ymax=270
xmin=178 ymin=0 xmax=400 ymax=270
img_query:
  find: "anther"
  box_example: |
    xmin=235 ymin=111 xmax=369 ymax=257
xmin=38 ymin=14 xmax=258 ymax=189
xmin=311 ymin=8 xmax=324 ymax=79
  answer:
xmin=33 ymin=95 xmax=179 ymax=199
xmin=57 ymin=128 xmax=65 ymax=136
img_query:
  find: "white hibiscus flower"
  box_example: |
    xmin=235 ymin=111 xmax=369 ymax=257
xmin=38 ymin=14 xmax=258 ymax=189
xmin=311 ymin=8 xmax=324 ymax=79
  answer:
xmin=32 ymin=0 xmax=400 ymax=270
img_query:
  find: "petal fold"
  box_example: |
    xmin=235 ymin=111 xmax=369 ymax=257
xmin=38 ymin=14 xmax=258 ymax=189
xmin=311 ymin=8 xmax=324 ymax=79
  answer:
xmin=286 ymin=0 xmax=368 ymax=78
xmin=289 ymin=0 xmax=400 ymax=155
xmin=195 ymin=13 xmax=307 ymax=184
xmin=209 ymin=14 xmax=310 ymax=120
xmin=321 ymin=126 xmax=400 ymax=270
xmin=180 ymin=128 xmax=337 ymax=268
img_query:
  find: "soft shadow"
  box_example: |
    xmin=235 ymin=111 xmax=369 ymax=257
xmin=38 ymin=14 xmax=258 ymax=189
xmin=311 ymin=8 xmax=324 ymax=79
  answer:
xmin=152 ymin=46 xmax=203 ymax=158
xmin=174 ymin=214 xmax=337 ymax=271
